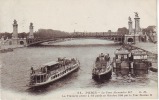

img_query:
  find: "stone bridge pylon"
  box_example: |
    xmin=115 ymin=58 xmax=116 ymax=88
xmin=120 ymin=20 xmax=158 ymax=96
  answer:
xmin=6 ymin=20 xmax=35 ymax=46
xmin=124 ymin=12 xmax=146 ymax=44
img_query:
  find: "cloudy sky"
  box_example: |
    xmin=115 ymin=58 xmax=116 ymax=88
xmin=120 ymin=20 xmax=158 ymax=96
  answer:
xmin=0 ymin=0 xmax=157 ymax=33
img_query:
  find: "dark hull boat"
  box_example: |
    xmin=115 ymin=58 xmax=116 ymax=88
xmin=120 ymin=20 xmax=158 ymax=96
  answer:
xmin=92 ymin=53 xmax=112 ymax=81
xmin=92 ymin=68 xmax=112 ymax=80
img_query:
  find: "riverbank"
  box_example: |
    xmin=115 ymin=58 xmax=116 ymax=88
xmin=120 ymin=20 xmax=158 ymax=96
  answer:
xmin=124 ymin=42 xmax=157 ymax=58
xmin=132 ymin=42 xmax=157 ymax=54
xmin=0 ymin=45 xmax=24 ymax=53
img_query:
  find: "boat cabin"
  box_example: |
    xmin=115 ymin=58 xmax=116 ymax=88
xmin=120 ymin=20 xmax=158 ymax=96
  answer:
xmin=130 ymin=49 xmax=149 ymax=71
xmin=113 ymin=48 xmax=131 ymax=70
xmin=130 ymin=49 xmax=148 ymax=62
xmin=30 ymin=61 xmax=62 ymax=84
xmin=95 ymin=53 xmax=110 ymax=68
xmin=114 ymin=48 xmax=130 ymax=62
xmin=113 ymin=48 xmax=132 ymax=76
xmin=43 ymin=61 xmax=61 ymax=73
xmin=96 ymin=53 xmax=110 ymax=62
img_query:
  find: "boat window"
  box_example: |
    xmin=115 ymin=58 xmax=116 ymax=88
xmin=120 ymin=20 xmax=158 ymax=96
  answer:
xmin=140 ymin=55 xmax=144 ymax=59
xmin=36 ymin=76 xmax=40 ymax=80
xmin=34 ymin=75 xmax=44 ymax=83
xmin=118 ymin=55 xmax=121 ymax=59
xmin=121 ymin=55 xmax=124 ymax=61
xmin=134 ymin=56 xmax=140 ymax=59
xmin=41 ymin=75 xmax=44 ymax=82
xmin=144 ymin=55 xmax=147 ymax=59
xmin=47 ymin=64 xmax=60 ymax=72
xmin=124 ymin=55 xmax=127 ymax=59
xmin=116 ymin=55 xmax=118 ymax=59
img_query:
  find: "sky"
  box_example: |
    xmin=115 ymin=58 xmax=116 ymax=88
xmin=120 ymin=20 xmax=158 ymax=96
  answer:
xmin=0 ymin=0 xmax=157 ymax=33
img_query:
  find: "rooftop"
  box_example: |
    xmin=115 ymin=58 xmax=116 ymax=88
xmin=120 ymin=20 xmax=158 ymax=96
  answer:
xmin=43 ymin=61 xmax=59 ymax=66
xmin=114 ymin=48 xmax=130 ymax=55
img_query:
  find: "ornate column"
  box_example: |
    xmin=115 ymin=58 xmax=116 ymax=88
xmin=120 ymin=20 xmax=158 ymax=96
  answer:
xmin=29 ymin=22 xmax=34 ymax=38
xmin=12 ymin=19 xmax=18 ymax=39
xmin=128 ymin=16 xmax=133 ymax=34
xmin=134 ymin=12 xmax=141 ymax=34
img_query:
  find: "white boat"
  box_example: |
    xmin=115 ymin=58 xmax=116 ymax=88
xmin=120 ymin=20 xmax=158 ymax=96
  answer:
xmin=27 ymin=57 xmax=80 ymax=87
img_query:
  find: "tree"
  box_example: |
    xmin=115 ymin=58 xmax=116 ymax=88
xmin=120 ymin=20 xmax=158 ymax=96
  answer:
xmin=117 ymin=27 xmax=128 ymax=35
xmin=0 ymin=32 xmax=12 ymax=39
xmin=18 ymin=32 xmax=28 ymax=38
xmin=34 ymin=29 xmax=70 ymax=39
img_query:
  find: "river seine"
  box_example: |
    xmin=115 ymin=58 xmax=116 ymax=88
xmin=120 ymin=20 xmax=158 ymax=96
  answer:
xmin=0 ymin=39 xmax=157 ymax=95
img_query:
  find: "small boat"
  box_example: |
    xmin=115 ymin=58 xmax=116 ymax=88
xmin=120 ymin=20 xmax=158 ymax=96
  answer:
xmin=92 ymin=53 xmax=112 ymax=80
xmin=27 ymin=57 xmax=80 ymax=87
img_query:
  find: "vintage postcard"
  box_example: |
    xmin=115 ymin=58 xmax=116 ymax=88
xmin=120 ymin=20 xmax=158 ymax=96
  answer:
xmin=0 ymin=0 xmax=158 ymax=100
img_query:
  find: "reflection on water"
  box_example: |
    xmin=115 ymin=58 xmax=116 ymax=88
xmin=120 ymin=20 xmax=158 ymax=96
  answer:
xmin=113 ymin=68 xmax=148 ymax=77
xmin=0 ymin=39 xmax=157 ymax=94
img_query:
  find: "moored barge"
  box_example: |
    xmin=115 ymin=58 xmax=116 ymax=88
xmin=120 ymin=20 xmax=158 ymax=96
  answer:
xmin=112 ymin=47 xmax=152 ymax=76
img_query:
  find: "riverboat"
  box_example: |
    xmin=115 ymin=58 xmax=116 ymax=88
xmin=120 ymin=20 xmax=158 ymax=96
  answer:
xmin=92 ymin=53 xmax=112 ymax=80
xmin=27 ymin=57 xmax=80 ymax=87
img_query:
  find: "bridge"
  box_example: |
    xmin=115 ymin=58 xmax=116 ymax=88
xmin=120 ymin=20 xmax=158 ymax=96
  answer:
xmin=26 ymin=34 xmax=125 ymax=46
xmin=10 ymin=13 xmax=153 ymax=47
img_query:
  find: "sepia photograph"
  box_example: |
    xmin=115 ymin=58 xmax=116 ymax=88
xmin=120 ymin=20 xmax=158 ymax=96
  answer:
xmin=0 ymin=0 xmax=158 ymax=99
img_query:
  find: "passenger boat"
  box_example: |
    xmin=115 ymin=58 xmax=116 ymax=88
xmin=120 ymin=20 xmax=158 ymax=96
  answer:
xmin=27 ymin=57 xmax=80 ymax=87
xmin=92 ymin=53 xmax=112 ymax=80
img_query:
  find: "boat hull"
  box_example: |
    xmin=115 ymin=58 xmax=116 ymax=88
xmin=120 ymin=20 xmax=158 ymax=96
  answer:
xmin=92 ymin=69 xmax=112 ymax=81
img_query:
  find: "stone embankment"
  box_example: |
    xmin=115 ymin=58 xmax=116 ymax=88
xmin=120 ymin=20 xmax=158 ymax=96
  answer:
xmin=0 ymin=45 xmax=24 ymax=53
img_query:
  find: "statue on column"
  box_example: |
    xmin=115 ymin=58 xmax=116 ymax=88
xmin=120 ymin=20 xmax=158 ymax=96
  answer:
xmin=13 ymin=19 xmax=17 ymax=24
xmin=128 ymin=16 xmax=132 ymax=21
xmin=30 ymin=22 xmax=33 ymax=26
xmin=134 ymin=12 xmax=139 ymax=17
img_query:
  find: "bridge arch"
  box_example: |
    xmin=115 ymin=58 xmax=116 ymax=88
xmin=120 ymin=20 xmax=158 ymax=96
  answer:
xmin=127 ymin=38 xmax=134 ymax=42
xmin=20 ymin=41 xmax=24 ymax=45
